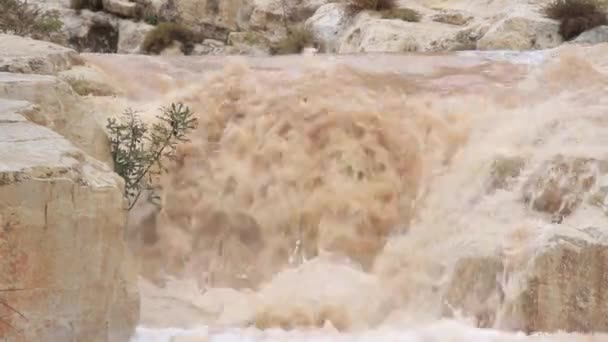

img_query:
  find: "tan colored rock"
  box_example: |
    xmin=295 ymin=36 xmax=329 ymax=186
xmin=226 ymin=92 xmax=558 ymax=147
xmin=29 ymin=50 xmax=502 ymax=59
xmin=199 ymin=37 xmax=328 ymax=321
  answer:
xmin=0 ymin=34 xmax=81 ymax=75
xmin=522 ymin=156 xmax=601 ymax=217
xmin=306 ymin=3 xmax=356 ymax=52
xmin=192 ymin=39 xmax=227 ymax=55
xmin=497 ymin=226 xmax=608 ymax=333
xmin=118 ymin=20 xmax=155 ymax=54
xmin=0 ymin=99 xmax=139 ymax=341
xmin=339 ymin=14 xmax=467 ymax=53
xmin=103 ymin=0 xmax=140 ymax=18
xmin=570 ymin=25 xmax=608 ymax=45
xmin=61 ymin=10 xmax=120 ymax=53
xmin=431 ymin=9 xmax=473 ymax=26
xmin=249 ymin=0 xmax=335 ymax=39
xmin=59 ymin=65 xmax=118 ymax=96
xmin=0 ymin=72 xmax=111 ymax=164
xmin=477 ymin=11 xmax=562 ymax=50
xmin=175 ymin=0 xmax=243 ymax=35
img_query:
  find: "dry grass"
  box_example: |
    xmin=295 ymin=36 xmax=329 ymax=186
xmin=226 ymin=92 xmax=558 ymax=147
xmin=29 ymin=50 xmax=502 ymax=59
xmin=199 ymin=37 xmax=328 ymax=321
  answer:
xmin=0 ymin=0 xmax=63 ymax=41
xmin=141 ymin=22 xmax=197 ymax=55
xmin=544 ymin=0 xmax=608 ymax=40
xmin=272 ymin=25 xmax=314 ymax=55
xmin=381 ymin=8 xmax=421 ymax=22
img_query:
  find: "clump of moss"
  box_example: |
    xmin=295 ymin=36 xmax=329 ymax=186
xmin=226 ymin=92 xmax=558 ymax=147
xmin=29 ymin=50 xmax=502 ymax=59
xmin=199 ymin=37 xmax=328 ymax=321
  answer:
xmin=0 ymin=0 xmax=63 ymax=41
xmin=272 ymin=24 xmax=314 ymax=55
xmin=380 ymin=8 xmax=421 ymax=22
xmin=141 ymin=22 xmax=197 ymax=55
xmin=544 ymin=0 xmax=608 ymax=40
xmin=69 ymin=0 xmax=104 ymax=11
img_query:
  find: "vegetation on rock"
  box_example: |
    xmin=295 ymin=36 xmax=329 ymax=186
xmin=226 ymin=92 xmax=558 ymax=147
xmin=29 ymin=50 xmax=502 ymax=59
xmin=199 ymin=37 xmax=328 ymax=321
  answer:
xmin=106 ymin=103 xmax=198 ymax=209
xmin=380 ymin=8 xmax=421 ymax=22
xmin=70 ymin=0 xmax=104 ymax=11
xmin=0 ymin=0 xmax=63 ymax=42
xmin=272 ymin=24 xmax=314 ymax=55
xmin=376 ymin=0 xmax=399 ymax=10
xmin=141 ymin=22 xmax=196 ymax=54
xmin=544 ymin=0 xmax=608 ymax=40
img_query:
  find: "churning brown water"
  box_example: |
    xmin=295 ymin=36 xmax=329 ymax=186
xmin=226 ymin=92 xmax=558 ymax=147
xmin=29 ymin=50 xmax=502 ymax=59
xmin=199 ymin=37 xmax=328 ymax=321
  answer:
xmin=83 ymin=44 xmax=608 ymax=341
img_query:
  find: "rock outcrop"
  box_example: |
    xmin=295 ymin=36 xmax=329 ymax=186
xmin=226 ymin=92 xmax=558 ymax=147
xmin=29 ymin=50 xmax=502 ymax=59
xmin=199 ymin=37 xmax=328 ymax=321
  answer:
xmin=0 ymin=98 xmax=139 ymax=341
xmin=477 ymin=11 xmax=562 ymax=50
xmin=0 ymin=34 xmax=81 ymax=75
xmin=497 ymin=226 xmax=608 ymax=333
xmin=0 ymin=35 xmax=112 ymax=164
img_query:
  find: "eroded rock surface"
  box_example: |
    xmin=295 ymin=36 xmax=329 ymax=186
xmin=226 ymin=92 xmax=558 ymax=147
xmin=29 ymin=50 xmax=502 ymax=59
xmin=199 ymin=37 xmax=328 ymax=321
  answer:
xmin=0 ymin=34 xmax=81 ymax=75
xmin=0 ymin=99 xmax=139 ymax=341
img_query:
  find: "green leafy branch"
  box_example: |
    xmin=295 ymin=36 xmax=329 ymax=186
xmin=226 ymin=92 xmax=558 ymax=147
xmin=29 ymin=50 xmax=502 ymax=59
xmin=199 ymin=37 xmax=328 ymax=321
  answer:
xmin=106 ymin=103 xmax=198 ymax=210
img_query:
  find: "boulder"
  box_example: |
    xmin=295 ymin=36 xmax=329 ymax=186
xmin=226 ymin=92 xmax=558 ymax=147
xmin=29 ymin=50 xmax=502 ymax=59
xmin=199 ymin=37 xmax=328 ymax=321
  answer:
xmin=431 ymin=9 xmax=474 ymax=26
xmin=118 ymin=20 xmax=155 ymax=54
xmin=477 ymin=11 xmax=562 ymax=50
xmin=0 ymin=99 xmax=139 ymax=341
xmin=0 ymin=72 xmax=112 ymax=164
xmin=306 ymin=3 xmax=356 ymax=52
xmin=59 ymin=65 xmax=117 ymax=97
xmin=339 ymin=15 xmax=465 ymax=53
xmin=570 ymin=25 xmax=608 ymax=45
xmin=192 ymin=39 xmax=227 ymax=56
xmin=175 ymin=0 xmax=244 ymax=33
xmin=497 ymin=226 xmax=608 ymax=333
xmin=62 ymin=10 xmax=120 ymax=53
xmin=103 ymin=0 xmax=139 ymax=18
xmin=0 ymin=34 xmax=81 ymax=75
xmin=249 ymin=0 xmax=336 ymax=39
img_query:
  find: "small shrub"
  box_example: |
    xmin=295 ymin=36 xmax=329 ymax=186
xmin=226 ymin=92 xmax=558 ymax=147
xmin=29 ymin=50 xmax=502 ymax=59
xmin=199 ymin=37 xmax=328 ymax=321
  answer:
xmin=272 ymin=24 xmax=314 ymax=55
xmin=141 ymin=22 xmax=196 ymax=55
xmin=544 ymin=0 xmax=608 ymax=40
xmin=69 ymin=0 xmax=103 ymax=11
xmin=380 ymin=8 xmax=421 ymax=22
xmin=376 ymin=0 xmax=398 ymax=10
xmin=0 ymin=0 xmax=63 ymax=41
xmin=106 ymin=103 xmax=198 ymax=209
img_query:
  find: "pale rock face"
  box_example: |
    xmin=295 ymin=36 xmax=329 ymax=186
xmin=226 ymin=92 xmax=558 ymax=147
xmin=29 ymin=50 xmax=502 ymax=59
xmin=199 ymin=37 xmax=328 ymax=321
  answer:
xmin=118 ymin=20 xmax=155 ymax=54
xmin=61 ymin=9 xmax=120 ymax=53
xmin=0 ymin=72 xmax=112 ymax=165
xmin=192 ymin=39 xmax=228 ymax=56
xmin=249 ymin=0 xmax=336 ymax=39
xmin=570 ymin=26 xmax=608 ymax=45
xmin=431 ymin=9 xmax=474 ymax=26
xmin=175 ymin=0 xmax=244 ymax=33
xmin=306 ymin=3 xmax=356 ymax=52
xmin=0 ymin=99 xmax=139 ymax=341
xmin=339 ymin=13 xmax=472 ymax=53
xmin=497 ymin=226 xmax=608 ymax=332
xmin=103 ymin=0 xmax=140 ymax=18
xmin=477 ymin=11 xmax=562 ymax=50
xmin=0 ymin=34 xmax=81 ymax=75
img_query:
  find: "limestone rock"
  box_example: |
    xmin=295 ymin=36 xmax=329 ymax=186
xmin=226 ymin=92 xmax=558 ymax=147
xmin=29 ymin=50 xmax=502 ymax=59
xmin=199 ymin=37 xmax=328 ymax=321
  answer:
xmin=118 ymin=20 xmax=155 ymax=54
xmin=477 ymin=11 xmax=562 ymax=50
xmin=431 ymin=9 xmax=473 ymax=26
xmin=497 ymin=226 xmax=608 ymax=333
xmin=0 ymin=99 xmax=139 ymax=341
xmin=570 ymin=25 xmax=608 ymax=45
xmin=59 ymin=65 xmax=117 ymax=97
xmin=306 ymin=3 xmax=355 ymax=52
xmin=62 ymin=10 xmax=120 ymax=53
xmin=339 ymin=14 xmax=462 ymax=53
xmin=0 ymin=72 xmax=112 ymax=164
xmin=175 ymin=0 xmax=244 ymax=34
xmin=522 ymin=156 xmax=601 ymax=217
xmin=249 ymin=0 xmax=335 ymax=39
xmin=192 ymin=39 xmax=227 ymax=55
xmin=0 ymin=34 xmax=81 ymax=75
xmin=103 ymin=0 xmax=139 ymax=17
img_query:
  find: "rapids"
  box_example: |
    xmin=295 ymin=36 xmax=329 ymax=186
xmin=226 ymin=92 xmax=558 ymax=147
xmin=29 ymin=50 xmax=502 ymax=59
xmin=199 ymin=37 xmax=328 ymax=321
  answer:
xmin=81 ymin=44 xmax=608 ymax=341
